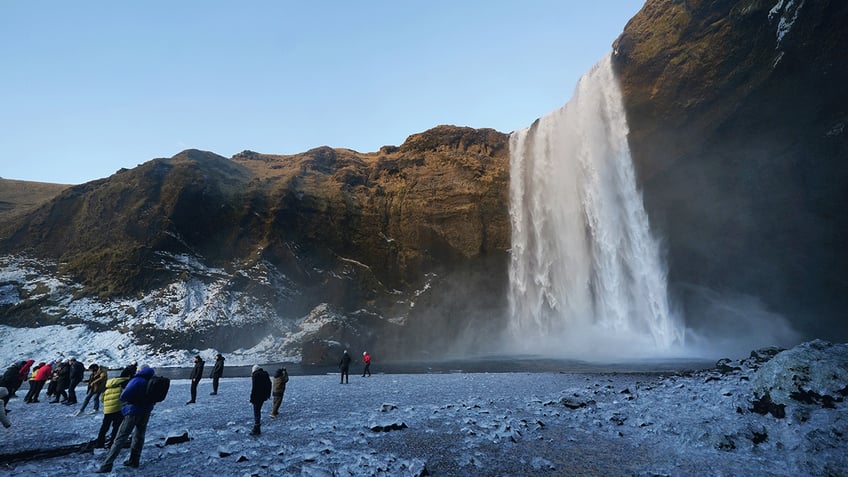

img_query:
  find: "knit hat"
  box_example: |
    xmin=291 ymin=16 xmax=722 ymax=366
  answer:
xmin=252 ymin=365 xmax=260 ymax=373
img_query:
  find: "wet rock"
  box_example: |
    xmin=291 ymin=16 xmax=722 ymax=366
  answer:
xmin=751 ymin=340 xmax=848 ymax=409
xmin=748 ymin=347 xmax=784 ymax=365
xmin=559 ymin=394 xmax=595 ymax=410
xmin=715 ymin=358 xmax=742 ymax=374
xmin=370 ymin=421 xmax=408 ymax=432
xmin=164 ymin=431 xmax=190 ymax=446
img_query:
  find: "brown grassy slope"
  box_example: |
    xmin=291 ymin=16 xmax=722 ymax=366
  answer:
xmin=0 ymin=178 xmax=71 ymax=223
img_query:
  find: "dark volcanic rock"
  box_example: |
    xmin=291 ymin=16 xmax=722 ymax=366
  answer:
xmin=0 ymin=127 xmax=510 ymax=360
xmin=613 ymin=0 xmax=848 ymax=340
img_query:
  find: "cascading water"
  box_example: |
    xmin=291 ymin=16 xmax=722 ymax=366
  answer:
xmin=507 ymin=53 xmax=685 ymax=358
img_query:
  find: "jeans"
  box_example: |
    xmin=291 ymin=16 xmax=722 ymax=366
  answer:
xmin=101 ymin=412 xmax=150 ymax=467
xmin=79 ymin=389 xmax=102 ymax=412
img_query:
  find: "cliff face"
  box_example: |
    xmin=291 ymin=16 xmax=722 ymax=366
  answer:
xmin=613 ymin=0 xmax=848 ymax=339
xmin=0 ymin=126 xmax=510 ymax=361
xmin=2 ymin=1 xmax=846 ymax=361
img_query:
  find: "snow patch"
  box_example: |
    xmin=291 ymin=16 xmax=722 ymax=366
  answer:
xmin=769 ymin=0 xmax=805 ymax=49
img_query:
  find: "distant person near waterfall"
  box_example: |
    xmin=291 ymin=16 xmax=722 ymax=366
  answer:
xmin=210 ymin=353 xmax=224 ymax=395
xmin=249 ymin=365 xmax=271 ymax=435
xmin=339 ymin=350 xmax=351 ymax=384
xmin=187 ymin=355 xmax=204 ymax=404
xmin=270 ymin=367 xmax=288 ymax=418
xmin=362 ymin=351 xmax=371 ymax=377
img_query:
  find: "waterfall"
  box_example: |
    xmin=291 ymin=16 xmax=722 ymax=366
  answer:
xmin=507 ymin=53 xmax=684 ymax=358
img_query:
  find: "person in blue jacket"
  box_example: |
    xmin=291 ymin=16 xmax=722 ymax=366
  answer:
xmin=96 ymin=365 xmax=157 ymax=473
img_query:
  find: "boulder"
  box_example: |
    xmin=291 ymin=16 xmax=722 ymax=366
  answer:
xmin=751 ymin=340 xmax=848 ymax=409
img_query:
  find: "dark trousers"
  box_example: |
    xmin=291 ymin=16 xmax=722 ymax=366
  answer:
xmin=96 ymin=412 xmax=124 ymax=447
xmin=252 ymin=401 xmax=263 ymax=426
xmin=362 ymin=363 xmax=371 ymax=377
xmin=212 ymin=376 xmax=220 ymax=394
xmin=102 ymin=412 xmax=150 ymax=467
xmin=190 ymin=379 xmax=200 ymax=402
xmin=340 ymin=367 xmax=349 ymax=384
xmin=67 ymin=377 xmax=82 ymax=403
xmin=25 ymin=380 xmax=45 ymax=402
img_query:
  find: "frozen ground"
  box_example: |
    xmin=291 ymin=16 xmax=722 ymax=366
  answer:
xmin=1 ymin=343 xmax=847 ymax=476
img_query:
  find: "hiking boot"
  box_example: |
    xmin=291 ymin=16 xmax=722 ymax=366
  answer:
xmin=74 ymin=409 xmax=83 ymax=416
xmin=250 ymin=425 xmax=261 ymax=435
xmin=269 ymin=413 xmax=278 ymax=418
xmin=123 ymin=450 xmax=141 ymax=468
xmin=96 ymin=463 xmax=112 ymax=473
xmin=209 ymin=392 xmax=217 ymax=395
xmin=186 ymin=400 xmax=195 ymax=405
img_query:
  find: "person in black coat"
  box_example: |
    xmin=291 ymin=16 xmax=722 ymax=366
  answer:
xmin=187 ymin=355 xmax=204 ymax=404
xmin=338 ymin=350 xmax=352 ymax=384
xmin=249 ymin=365 xmax=271 ymax=435
xmin=1 ymin=363 xmax=22 ymax=405
xmin=50 ymin=361 xmax=70 ymax=403
xmin=66 ymin=357 xmax=85 ymax=405
xmin=209 ymin=354 xmax=224 ymax=395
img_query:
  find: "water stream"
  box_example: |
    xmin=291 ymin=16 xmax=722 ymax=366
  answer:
xmin=507 ymin=54 xmax=685 ymax=358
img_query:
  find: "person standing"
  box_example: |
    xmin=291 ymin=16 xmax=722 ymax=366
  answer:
xmin=96 ymin=365 xmax=157 ymax=473
xmin=66 ymin=357 xmax=85 ymax=405
xmin=124 ymin=361 xmax=138 ymax=378
xmin=209 ymin=354 xmax=224 ymax=395
xmin=187 ymin=355 xmax=204 ymax=404
xmin=77 ymin=364 xmax=107 ymax=415
xmin=1 ymin=363 xmax=22 ymax=406
xmin=270 ymin=367 xmax=288 ymax=418
xmin=93 ymin=367 xmax=131 ymax=449
xmin=24 ymin=362 xmax=49 ymax=403
xmin=362 ymin=351 xmax=372 ymax=377
xmin=0 ymin=388 xmax=11 ymax=429
xmin=14 ymin=360 xmax=34 ymax=397
xmin=249 ymin=365 xmax=271 ymax=435
xmin=339 ymin=350 xmax=351 ymax=384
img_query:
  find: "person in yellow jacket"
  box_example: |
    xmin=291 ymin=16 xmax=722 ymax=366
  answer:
xmin=93 ymin=368 xmax=132 ymax=449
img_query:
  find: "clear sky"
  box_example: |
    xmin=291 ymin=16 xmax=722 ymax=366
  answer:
xmin=1 ymin=1 xmax=644 ymax=184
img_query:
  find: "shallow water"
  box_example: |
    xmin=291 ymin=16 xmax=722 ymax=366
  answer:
xmin=153 ymin=356 xmax=715 ymax=379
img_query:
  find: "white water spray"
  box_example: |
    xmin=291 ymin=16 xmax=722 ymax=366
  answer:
xmin=507 ymin=54 xmax=684 ymax=358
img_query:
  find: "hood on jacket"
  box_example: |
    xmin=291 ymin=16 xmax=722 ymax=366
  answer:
xmin=135 ymin=366 xmax=155 ymax=379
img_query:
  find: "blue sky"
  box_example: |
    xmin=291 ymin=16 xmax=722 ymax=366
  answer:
xmin=1 ymin=1 xmax=643 ymax=184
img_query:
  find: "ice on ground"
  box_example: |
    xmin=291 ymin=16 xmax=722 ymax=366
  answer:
xmin=1 ymin=342 xmax=846 ymax=476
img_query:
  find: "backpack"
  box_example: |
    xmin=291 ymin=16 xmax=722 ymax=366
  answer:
xmin=145 ymin=376 xmax=171 ymax=403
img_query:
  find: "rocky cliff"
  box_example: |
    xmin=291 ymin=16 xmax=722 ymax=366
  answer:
xmin=1 ymin=1 xmax=846 ymax=364
xmin=0 ymin=126 xmax=510 ymax=363
xmin=613 ymin=0 xmax=848 ymax=340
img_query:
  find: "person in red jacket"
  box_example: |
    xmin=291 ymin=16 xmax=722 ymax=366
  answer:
xmin=24 ymin=361 xmax=51 ymax=403
xmin=362 ymin=351 xmax=372 ymax=377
